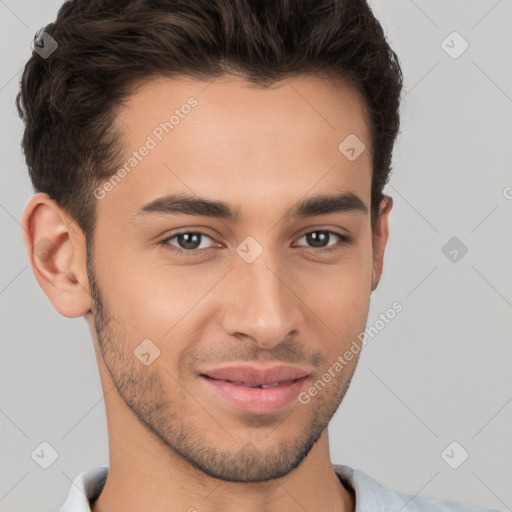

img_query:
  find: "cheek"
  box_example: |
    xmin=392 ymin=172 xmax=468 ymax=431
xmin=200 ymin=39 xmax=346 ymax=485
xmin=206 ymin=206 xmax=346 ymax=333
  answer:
xmin=290 ymin=222 xmax=374 ymax=297
xmin=96 ymin=255 xmax=217 ymax=369
xmin=93 ymin=237 xmax=196 ymax=325
xmin=298 ymin=239 xmax=373 ymax=345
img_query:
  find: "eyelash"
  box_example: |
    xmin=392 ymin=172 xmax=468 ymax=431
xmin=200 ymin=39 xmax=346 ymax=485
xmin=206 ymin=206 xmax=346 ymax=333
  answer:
xmin=159 ymin=229 xmax=352 ymax=257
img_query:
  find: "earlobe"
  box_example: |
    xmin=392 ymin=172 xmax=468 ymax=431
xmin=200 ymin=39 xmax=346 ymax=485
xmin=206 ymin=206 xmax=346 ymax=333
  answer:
xmin=21 ymin=192 xmax=92 ymax=318
xmin=371 ymin=195 xmax=393 ymax=291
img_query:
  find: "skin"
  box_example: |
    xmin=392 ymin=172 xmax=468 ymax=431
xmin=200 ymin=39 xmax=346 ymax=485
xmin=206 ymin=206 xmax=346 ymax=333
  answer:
xmin=22 ymin=74 xmax=392 ymax=512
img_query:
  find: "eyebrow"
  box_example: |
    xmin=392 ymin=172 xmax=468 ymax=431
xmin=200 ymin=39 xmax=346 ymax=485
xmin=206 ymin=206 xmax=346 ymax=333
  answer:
xmin=132 ymin=190 xmax=368 ymax=223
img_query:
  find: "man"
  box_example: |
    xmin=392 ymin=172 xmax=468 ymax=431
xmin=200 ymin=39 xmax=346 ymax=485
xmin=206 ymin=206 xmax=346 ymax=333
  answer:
xmin=16 ymin=0 xmax=503 ymax=510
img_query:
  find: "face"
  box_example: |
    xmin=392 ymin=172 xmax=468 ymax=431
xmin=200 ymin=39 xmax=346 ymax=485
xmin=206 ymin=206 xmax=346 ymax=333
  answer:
xmin=85 ymin=74 xmax=388 ymax=482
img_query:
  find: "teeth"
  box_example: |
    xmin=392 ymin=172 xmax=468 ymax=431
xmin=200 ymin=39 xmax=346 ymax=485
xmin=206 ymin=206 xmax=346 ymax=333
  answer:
xmin=238 ymin=381 xmax=283 ymax=388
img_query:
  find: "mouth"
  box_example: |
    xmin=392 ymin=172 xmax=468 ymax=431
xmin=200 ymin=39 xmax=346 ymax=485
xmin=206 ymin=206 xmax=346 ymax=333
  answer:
xmin=198 ymin=364 xmax=309 ymax=414
xmin=201 ymin=378 xmax=298 ymax=389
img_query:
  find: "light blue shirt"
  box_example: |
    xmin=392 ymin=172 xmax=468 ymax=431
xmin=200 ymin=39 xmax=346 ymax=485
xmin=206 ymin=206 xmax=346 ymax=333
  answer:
xmin=59 ymin=464 xmax=504 ymax=511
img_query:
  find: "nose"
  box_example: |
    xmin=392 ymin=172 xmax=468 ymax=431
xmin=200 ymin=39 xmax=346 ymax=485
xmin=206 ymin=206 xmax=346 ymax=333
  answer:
xmin=220 ymin=248 xmax=303 ymax=350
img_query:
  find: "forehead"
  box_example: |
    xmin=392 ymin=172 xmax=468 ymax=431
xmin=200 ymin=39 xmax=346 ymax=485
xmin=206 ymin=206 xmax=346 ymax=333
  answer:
xmin=117 ymin=73 xmax=370 ymax=149
xmin=96 ymin=74 xmax=372 ymax=223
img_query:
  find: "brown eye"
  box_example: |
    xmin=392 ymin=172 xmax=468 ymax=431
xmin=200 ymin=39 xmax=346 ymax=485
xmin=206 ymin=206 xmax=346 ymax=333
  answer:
xmin=295 ymin=230 xmax=350 ymax=251
xmin=162 ymin=232 xmax=215 ymax=253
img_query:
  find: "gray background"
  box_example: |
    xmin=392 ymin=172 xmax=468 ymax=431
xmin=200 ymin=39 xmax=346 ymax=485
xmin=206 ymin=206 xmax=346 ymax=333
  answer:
xmin=1 ymin=0 xmax=511 ymax=510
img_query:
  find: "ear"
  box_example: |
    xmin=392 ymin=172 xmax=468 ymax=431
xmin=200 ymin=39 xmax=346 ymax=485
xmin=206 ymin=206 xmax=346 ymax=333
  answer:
xmin=21 ymin=192 xmax=92 ymax=317
xmin=371 ymin=195 xmax=393 ymax=291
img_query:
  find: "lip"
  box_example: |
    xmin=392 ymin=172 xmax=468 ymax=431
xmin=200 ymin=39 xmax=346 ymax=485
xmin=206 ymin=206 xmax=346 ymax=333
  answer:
xmin=199 ymin=364 xmax=309 ymax=414
xmin=200 ymin=364 xmax=308 ymax=385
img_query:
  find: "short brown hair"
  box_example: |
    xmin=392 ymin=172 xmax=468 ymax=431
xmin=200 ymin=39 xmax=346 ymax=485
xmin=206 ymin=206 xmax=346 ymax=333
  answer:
xmin=16 ymin=0 xmax=403 ymax=240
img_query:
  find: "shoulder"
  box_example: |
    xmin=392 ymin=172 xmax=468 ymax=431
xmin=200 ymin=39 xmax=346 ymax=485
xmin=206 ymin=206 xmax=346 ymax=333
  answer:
xmin=58 ymin=465 xmax=109 ymax=512
xmin=333 ymin=464 xmax=504 ymax=512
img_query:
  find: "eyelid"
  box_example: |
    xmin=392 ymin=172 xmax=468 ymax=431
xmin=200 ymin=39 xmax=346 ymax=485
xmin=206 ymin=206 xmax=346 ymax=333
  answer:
xmin=160 ymin=228 xmax=352 ymax=256
xmin=161 ymin=230 xmax=219 ymax=253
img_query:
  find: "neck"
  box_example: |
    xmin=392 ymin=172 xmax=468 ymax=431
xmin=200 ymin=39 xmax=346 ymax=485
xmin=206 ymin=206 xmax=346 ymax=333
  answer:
xmin=91 ymin=397 xmax=354 ymax=512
